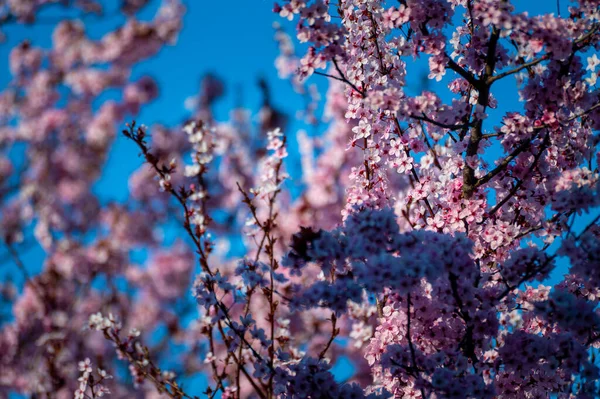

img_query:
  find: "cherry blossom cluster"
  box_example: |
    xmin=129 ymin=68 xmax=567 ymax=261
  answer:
xmin=74 ymin=358 xmax=112 ymax=399
xmin=88 ymin=312 xmax=187 ymax=397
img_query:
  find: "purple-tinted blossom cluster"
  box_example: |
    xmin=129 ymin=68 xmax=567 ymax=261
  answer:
xmin=273 ymin=356 xmax=389 ymax=399
xmin=561 ymin=225 xmax=600 ymax=289
xmin=284 ymin=208 xmax=477 ymax=299
xmin=500 ymin=247 xmax=554 ymax=287
xmin=535 ymin=289 xmax=600 ymax=342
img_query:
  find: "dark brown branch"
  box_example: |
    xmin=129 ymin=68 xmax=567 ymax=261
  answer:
xmin=489 ymin=23 xmax=599 ymax=85
xmin=447 ymin=56 xmax=480 ymax=88
xmin=318 ymin=313 xmax=338 ymax=360
xmin=394 ymin=118 xmax=436 ymax=219
xmin=482 ymin=134 xmax=550 ymax=220
xmin=487 ymin=55 xmax=549 ymax=85
xmin=406 ymin=294 xmax=427 ymax=399
xmin=475 ymin=102 xmax=600 ymax=190
xmin=462 ymin=26 xmax=500 ymax=198
xmin=410 ymin=113 xmax=471 ymax=131
xmin=332 ymin=58 xmax=366 ymax=98
xmin=448 ymin=273 xmax=479 ymax=368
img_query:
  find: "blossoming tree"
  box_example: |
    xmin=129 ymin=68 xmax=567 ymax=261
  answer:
xmin=1 ymin=0 xmax=600 ymax=398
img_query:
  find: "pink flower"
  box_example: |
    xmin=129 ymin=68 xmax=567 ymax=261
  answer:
xmin=352 ymin=119 xmax=371 ymax=140
xmin=394 ymin=152 xmax=413 ymax=174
